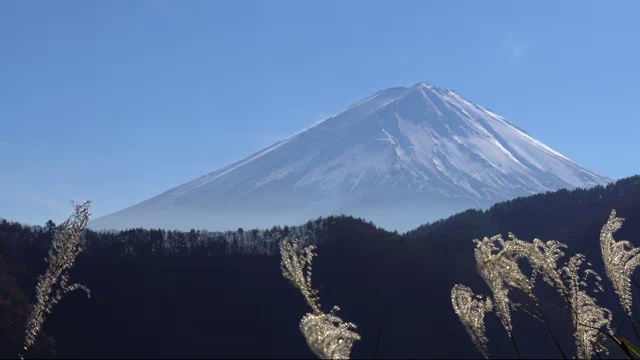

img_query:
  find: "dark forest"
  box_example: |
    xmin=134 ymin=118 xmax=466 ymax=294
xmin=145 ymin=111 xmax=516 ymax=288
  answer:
xmin=2 ymin=175 xmax=640 ymax=358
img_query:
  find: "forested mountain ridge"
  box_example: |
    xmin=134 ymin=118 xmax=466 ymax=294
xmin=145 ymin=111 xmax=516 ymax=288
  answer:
xmin=409 ymin=174 xmax=640 ymax=240
xmin=0 ymin=174 xmax=639 ymax=358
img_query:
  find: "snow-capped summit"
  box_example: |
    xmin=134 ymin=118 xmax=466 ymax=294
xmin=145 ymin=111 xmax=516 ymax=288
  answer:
xmin=90 ymin=82 xmax=610 ymax=231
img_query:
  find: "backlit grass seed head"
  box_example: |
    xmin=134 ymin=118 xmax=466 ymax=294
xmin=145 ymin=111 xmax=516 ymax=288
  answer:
xmin=451 ymin=284 xmax=493 ymax=359
xmin=474 ymin=235 xmax=535 ymax=335
xmin=280 ymin=237 xmax=361 ymax=359
xmin=474 ymin=234 xmax=568 ymax=336
xmin=22 ymin=201 xmax=91 ymax=358
xmin=526 ymin=237 xmax=567 ymax=293
xmin=561 ymin=254 xmax=613 ymax=359
xmin=280 ymin=237 xmax=321 ymax=313
xmin=600 ymin=209 xmax=640 ymax=315
xmin=300 ymin=306 xmax=361 ymax=360
xmin=468 ymin=231 xmax=615 ymax=359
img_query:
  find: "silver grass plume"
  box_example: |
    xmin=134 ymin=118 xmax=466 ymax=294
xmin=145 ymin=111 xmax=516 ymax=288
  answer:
xmin=21 ymin=201 xmax=91 ymax=358
xmin=600 ymin=209 xmax=640 ymax=315
xmin=280 ymin=237 xmax=361 ymax=359
xmin=474 ymin=234 xmax=536 ymax=335
xmin=525 ymin=236 xmax=567 ymax=294
xmin=474 ymin=234 xmax=567 ymax=335
xmin=451 ymin=284 xmax=493 ymax=359
xmin=300 ymin=306 xmax=361 ymax=360
xmin=280 ymin=237 xmax=321 ymax=313
xmin=560 ymin=254 xmax=613 ymax=359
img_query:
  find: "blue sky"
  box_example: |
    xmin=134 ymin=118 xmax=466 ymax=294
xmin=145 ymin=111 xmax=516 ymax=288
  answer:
xmin=1 ymin=0 xmax=639 ymax=225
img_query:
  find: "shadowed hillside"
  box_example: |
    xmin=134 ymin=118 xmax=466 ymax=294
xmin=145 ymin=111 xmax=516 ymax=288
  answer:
xmin=1 ymin=175 xmax=639 ymax=358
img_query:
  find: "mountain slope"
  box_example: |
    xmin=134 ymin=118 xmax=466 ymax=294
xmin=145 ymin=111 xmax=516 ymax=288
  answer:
xmin=90 ymin=82 xmax=610 ymax=231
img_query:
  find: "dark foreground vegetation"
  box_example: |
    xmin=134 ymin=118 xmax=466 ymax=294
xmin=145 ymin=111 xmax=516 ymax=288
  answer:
xmin=1 ymin=175 xmax=640 ymax=358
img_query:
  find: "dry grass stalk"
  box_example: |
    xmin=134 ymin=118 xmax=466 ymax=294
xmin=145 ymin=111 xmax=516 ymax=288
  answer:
xmin=280 ymin=237 xmax=361 ymax=359
xmin=451 ymin=284 xmax=493 ymax=359
xmin=21 ymin=201 xmax=91 ymax=358
xmin=600 ymin=209 xmax=640 ymax=315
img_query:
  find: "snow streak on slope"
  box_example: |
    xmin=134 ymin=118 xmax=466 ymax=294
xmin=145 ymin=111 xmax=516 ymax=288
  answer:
xmin=90 ymin=82 xmax=610 ymax=232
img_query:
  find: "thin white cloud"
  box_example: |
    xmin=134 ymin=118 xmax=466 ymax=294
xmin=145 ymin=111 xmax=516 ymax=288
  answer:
xmin=510 ymin=42 xmax=528 ymax=62
xmin=501 ymin=33 xmax=529 ymax=63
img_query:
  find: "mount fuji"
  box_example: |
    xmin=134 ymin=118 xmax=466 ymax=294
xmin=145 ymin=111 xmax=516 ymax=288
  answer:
xmin=90 ymin=82 xmax=610 ymax=232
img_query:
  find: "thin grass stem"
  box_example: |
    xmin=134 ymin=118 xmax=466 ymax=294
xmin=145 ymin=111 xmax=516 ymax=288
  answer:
xmin=537 ymin=307 xmax=567 ymax=359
